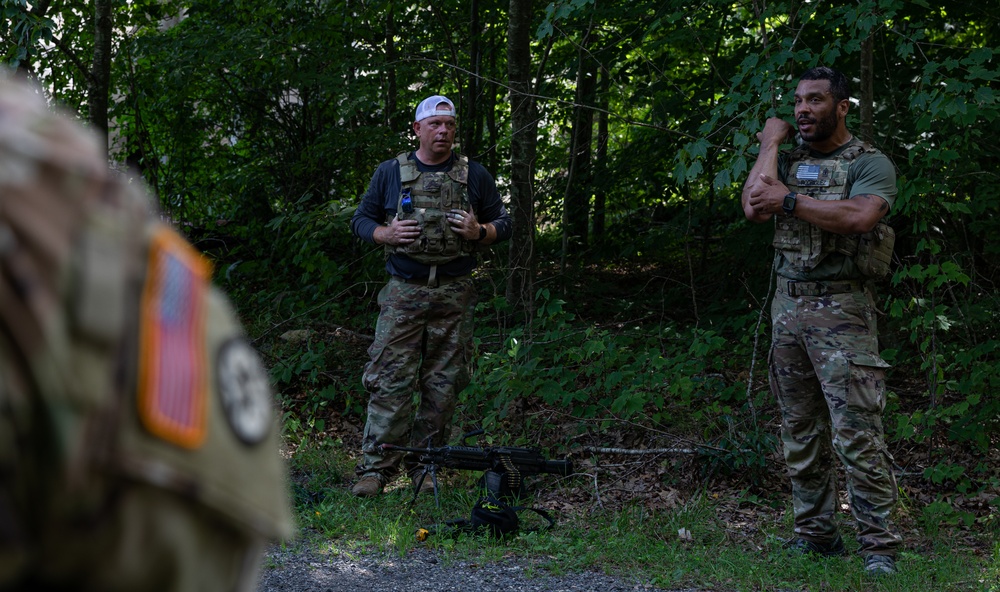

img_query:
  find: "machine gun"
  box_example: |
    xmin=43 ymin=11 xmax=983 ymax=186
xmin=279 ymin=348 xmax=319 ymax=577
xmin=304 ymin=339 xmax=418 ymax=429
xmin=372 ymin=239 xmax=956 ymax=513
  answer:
xmin=380 ymin=431 xmax=573 ymax=504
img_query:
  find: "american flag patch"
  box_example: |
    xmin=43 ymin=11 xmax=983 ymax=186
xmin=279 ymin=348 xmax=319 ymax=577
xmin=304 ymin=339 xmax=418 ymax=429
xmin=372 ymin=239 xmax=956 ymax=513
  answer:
xmin=138 ymin=226 xmax=213 ymax=449
xmin=796 ymin=164 xmax=822 ymax=180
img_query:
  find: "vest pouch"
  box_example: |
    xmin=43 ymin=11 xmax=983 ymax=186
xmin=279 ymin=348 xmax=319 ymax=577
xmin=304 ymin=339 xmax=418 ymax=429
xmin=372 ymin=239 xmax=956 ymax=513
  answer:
xmin=773 ymin=217 xmax=825 ymax=272
xmin=442 ymin=230 xmax=460 ymax=257
xmin=772 ymin=216 xmax=802 ymax=251
xmin=834 ymin=234 xmax=859 ymax=257
xmin=422 ymin=210 xmax=447 ymax=254
xmin=423 ymin=236 xmax=444 ymax=254
xmin=854 ymin=222 xmax=895 ymax=278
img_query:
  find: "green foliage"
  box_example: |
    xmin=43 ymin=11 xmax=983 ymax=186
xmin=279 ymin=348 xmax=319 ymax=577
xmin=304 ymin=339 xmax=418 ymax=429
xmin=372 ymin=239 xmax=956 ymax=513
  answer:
xmin=7 ymin=0 xmax=998 ymax=534
xmin=876 ymin=15 xmax=1000 ymax=507
xmin=464 ymin=288 xmax=775 ymax=483
xmin=0 ymin=0 xmax=55 ymax=66
xmin=536 ymin=0 xmax=595 ymax=39
xmin=268 ymin=331 xmax=367 ymax=446
xmin=699 ymin=425 xmax=778 ymax=487
xmin=130 ymin=0 xmax=398 ymax=226
xmin=920 ymin=497 xmax=977 ymax=537
xmin=212 ymin=195 xmax=364 ymax=332
xmin=470 ymin=288 xmax=681 ymax=425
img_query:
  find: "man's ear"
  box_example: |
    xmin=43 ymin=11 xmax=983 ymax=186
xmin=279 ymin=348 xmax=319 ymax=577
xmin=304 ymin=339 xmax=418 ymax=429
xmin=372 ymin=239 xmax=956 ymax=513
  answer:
xmin=837 ymin=99 xmax=850 ymax=117
xmin=412 ymin=121 xmax=421 ymax=135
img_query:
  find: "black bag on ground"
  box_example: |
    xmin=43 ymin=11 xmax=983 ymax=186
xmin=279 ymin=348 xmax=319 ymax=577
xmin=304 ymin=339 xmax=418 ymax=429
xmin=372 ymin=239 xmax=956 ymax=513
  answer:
xmin=423 ymin=494 xmax=556 ymax=540
xmin=469 ymin=495 xmax=521 ymax=537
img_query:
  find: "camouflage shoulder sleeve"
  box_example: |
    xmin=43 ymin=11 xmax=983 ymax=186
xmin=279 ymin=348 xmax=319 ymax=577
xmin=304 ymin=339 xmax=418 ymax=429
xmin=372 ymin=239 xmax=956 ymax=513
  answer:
xmin=0 ymin=73 xmax=293 ymax=591
xmin=120 ymin=227 xmax=295 ymax=540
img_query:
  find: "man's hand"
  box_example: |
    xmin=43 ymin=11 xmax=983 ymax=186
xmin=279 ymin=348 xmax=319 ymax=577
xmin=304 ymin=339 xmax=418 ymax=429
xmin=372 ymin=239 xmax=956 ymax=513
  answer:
xmin=741 ymin=118 xmax=796 ymax=223
xmin=447 ymin=209 xmax=483 ymax=241
xmin=376 ymin=215 xmax=421 ymax=246
xmin=747 ymin=174 xmax=791 ymax=218
xmin=757 ymin=117 xmax=796 ymax=146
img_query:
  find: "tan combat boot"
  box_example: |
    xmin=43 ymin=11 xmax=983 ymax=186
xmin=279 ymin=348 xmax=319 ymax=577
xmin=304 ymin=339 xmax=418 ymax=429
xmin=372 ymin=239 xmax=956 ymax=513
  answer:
xmin=351 ymin=474 xmax=384 ymax=497
xmin=409 ymin=467 xmax=435 ymax=495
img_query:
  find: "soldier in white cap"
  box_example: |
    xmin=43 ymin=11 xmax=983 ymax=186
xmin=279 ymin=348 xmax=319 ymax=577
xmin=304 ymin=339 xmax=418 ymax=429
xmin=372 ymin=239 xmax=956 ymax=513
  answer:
xmin=349 ymin=95 xmax=512 ymax=497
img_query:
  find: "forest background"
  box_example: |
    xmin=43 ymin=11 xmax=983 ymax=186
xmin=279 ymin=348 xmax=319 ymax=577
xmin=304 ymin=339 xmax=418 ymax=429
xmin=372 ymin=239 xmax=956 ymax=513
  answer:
xmin=2 ymin=0 xmax=998 ymax=586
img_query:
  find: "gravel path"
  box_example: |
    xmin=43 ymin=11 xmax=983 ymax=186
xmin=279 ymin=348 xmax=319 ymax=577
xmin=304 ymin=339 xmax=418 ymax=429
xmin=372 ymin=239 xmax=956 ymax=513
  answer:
xmin=257 ymin=543 xmax=700 ymax=592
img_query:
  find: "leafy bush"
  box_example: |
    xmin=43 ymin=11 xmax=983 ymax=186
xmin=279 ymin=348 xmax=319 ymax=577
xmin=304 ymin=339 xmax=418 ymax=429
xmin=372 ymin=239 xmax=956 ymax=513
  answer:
xmin=461 ymin=289 xmax=776 ymax=480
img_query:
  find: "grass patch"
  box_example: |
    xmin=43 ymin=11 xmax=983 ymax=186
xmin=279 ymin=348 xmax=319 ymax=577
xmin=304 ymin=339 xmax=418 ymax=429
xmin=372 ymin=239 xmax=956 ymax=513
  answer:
xmin=280 ymin=438 xmax=997 ymax=592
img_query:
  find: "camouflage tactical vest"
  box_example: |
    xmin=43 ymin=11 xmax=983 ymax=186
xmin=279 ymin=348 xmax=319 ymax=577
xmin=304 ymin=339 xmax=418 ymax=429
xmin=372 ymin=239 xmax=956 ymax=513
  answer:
xmin=774 ymin=138 xmax=895 ymax=277
xmin=385 ymin=152 xmax=475 ymax=265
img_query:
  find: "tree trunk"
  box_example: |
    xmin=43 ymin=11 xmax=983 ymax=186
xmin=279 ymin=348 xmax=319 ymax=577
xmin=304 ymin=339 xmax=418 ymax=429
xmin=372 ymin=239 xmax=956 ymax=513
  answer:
xmin=506 ymin=0 xmax=537 ymax=325
xmin=592 ymin=66 xmax=609 ymax=244
xmin=88 ymin=0 xmax=113 ymax=156
xmin=562 ymin=21 xmax=596 ymax=257
xmin=485 ymin=37 xmax=500 ymax=173
xmin=860 ymin=34 xmax=874 ymax=143
xmin=464 ymin=0 xmax=481 ymax=157
xmin=385 ymin=4 xmax=398 ymax=129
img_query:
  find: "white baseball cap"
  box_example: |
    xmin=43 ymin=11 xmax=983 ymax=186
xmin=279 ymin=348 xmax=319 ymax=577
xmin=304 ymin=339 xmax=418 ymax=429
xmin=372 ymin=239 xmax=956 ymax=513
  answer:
xmin=415 ymin=95 xmax=456 ymax=122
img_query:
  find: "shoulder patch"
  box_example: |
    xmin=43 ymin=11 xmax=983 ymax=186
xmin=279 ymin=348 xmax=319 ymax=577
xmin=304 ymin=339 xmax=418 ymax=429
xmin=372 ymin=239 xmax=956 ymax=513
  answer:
xmin=137 ymin=226 xmax=213 ymax=449
xmin=216 ymin=338 xmax=273 ymax=446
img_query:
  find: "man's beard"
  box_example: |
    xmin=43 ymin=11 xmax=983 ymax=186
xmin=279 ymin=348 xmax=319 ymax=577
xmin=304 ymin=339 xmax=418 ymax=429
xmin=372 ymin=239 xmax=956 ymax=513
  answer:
xmin=798 ymin=109 xmax=839 ymax=143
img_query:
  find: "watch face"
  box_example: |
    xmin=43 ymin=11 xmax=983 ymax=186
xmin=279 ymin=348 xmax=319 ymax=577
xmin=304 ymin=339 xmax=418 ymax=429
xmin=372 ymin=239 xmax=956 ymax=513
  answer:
xmin=783 ymin=193 xmax=796 ymax=213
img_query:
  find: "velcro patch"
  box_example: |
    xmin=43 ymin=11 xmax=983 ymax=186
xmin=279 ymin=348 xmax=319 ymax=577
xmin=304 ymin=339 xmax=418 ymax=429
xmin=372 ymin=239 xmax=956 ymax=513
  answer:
xmin=138 ymin=226 xmax=213 ymax=449
xmin=794 ymin=164 xmax=830 ymax=186
xmin=217 ymin=338 xmax=273 ymax=445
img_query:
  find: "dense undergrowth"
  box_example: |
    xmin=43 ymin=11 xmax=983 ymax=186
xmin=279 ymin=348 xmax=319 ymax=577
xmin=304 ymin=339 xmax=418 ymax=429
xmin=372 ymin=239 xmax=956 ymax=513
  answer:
xmin=276 ymin=433 xmax=997 ymax=591
xmin=212 ymin=203 xmax=1000 ymax=590
xmin=260 ymin=260 xmax=993 ymax=506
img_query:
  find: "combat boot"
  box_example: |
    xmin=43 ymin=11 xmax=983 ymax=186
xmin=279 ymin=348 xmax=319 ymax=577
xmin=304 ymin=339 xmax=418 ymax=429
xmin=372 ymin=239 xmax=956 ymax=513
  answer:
xmin=351 ymin=474 xmax=384 ymax=497
xmin=409 ymin=467 xmax=435 ymax=495
xmin=782 ymin=534 xmax=847 ymax=557
xmin=864 ymin=554 xmax=897 ymax=575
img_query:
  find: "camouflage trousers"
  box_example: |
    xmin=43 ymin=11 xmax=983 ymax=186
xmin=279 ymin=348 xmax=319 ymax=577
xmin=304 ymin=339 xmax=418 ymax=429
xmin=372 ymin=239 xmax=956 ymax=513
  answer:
xmin=357 ymin=275 xmax=475 ymax=479
xmin=769 ymin=284 xmax=902 ymax=556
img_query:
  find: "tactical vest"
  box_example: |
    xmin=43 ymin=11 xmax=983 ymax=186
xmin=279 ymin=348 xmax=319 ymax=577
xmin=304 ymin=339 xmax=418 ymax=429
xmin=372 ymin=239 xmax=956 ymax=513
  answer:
xmin=774 ymin=138 xmax=895 ymax=278
xmin=386 ymin=152 xmax=475 ymax=265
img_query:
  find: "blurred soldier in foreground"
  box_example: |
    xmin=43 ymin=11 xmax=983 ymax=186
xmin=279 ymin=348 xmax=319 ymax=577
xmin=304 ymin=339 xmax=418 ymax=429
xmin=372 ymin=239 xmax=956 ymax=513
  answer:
xmin=0 ymin=75 xmax=294 ymax=590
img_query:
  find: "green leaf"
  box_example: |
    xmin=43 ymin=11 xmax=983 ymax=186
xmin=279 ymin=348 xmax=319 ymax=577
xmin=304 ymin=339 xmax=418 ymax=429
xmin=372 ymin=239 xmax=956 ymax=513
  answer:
xmin=966 ymin=47 xmax=994 ymax=66
xmin=713 ymin=168 xmax=731 ymax=190
xmin=687 ymin=138 xmax=710 ymax=161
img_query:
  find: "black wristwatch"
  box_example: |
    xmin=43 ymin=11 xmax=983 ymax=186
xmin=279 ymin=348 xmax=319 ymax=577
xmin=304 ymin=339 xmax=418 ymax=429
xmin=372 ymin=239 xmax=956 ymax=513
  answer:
xmin=782 ymin=192 xmax=797 ymax=215
xmin=473 ymin=225 xmax=487 ymax=241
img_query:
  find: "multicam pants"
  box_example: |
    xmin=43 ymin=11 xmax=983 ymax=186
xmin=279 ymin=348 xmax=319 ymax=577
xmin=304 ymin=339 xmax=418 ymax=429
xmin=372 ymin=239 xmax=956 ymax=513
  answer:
xmin=769 ymin=283 xmax=902 ymax=556
xmin=357 ymin=275 xmax=475 ymax=479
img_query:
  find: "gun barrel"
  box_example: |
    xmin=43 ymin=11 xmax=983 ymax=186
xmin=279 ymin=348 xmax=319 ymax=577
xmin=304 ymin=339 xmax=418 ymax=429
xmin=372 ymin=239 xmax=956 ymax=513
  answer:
xmin=542 ymin=458 xmax=573 ymax=476
xmin=381 ymin=443 xmax=573 ymax=477
xmin=379 ymin=443 xmax=428 ymax=455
